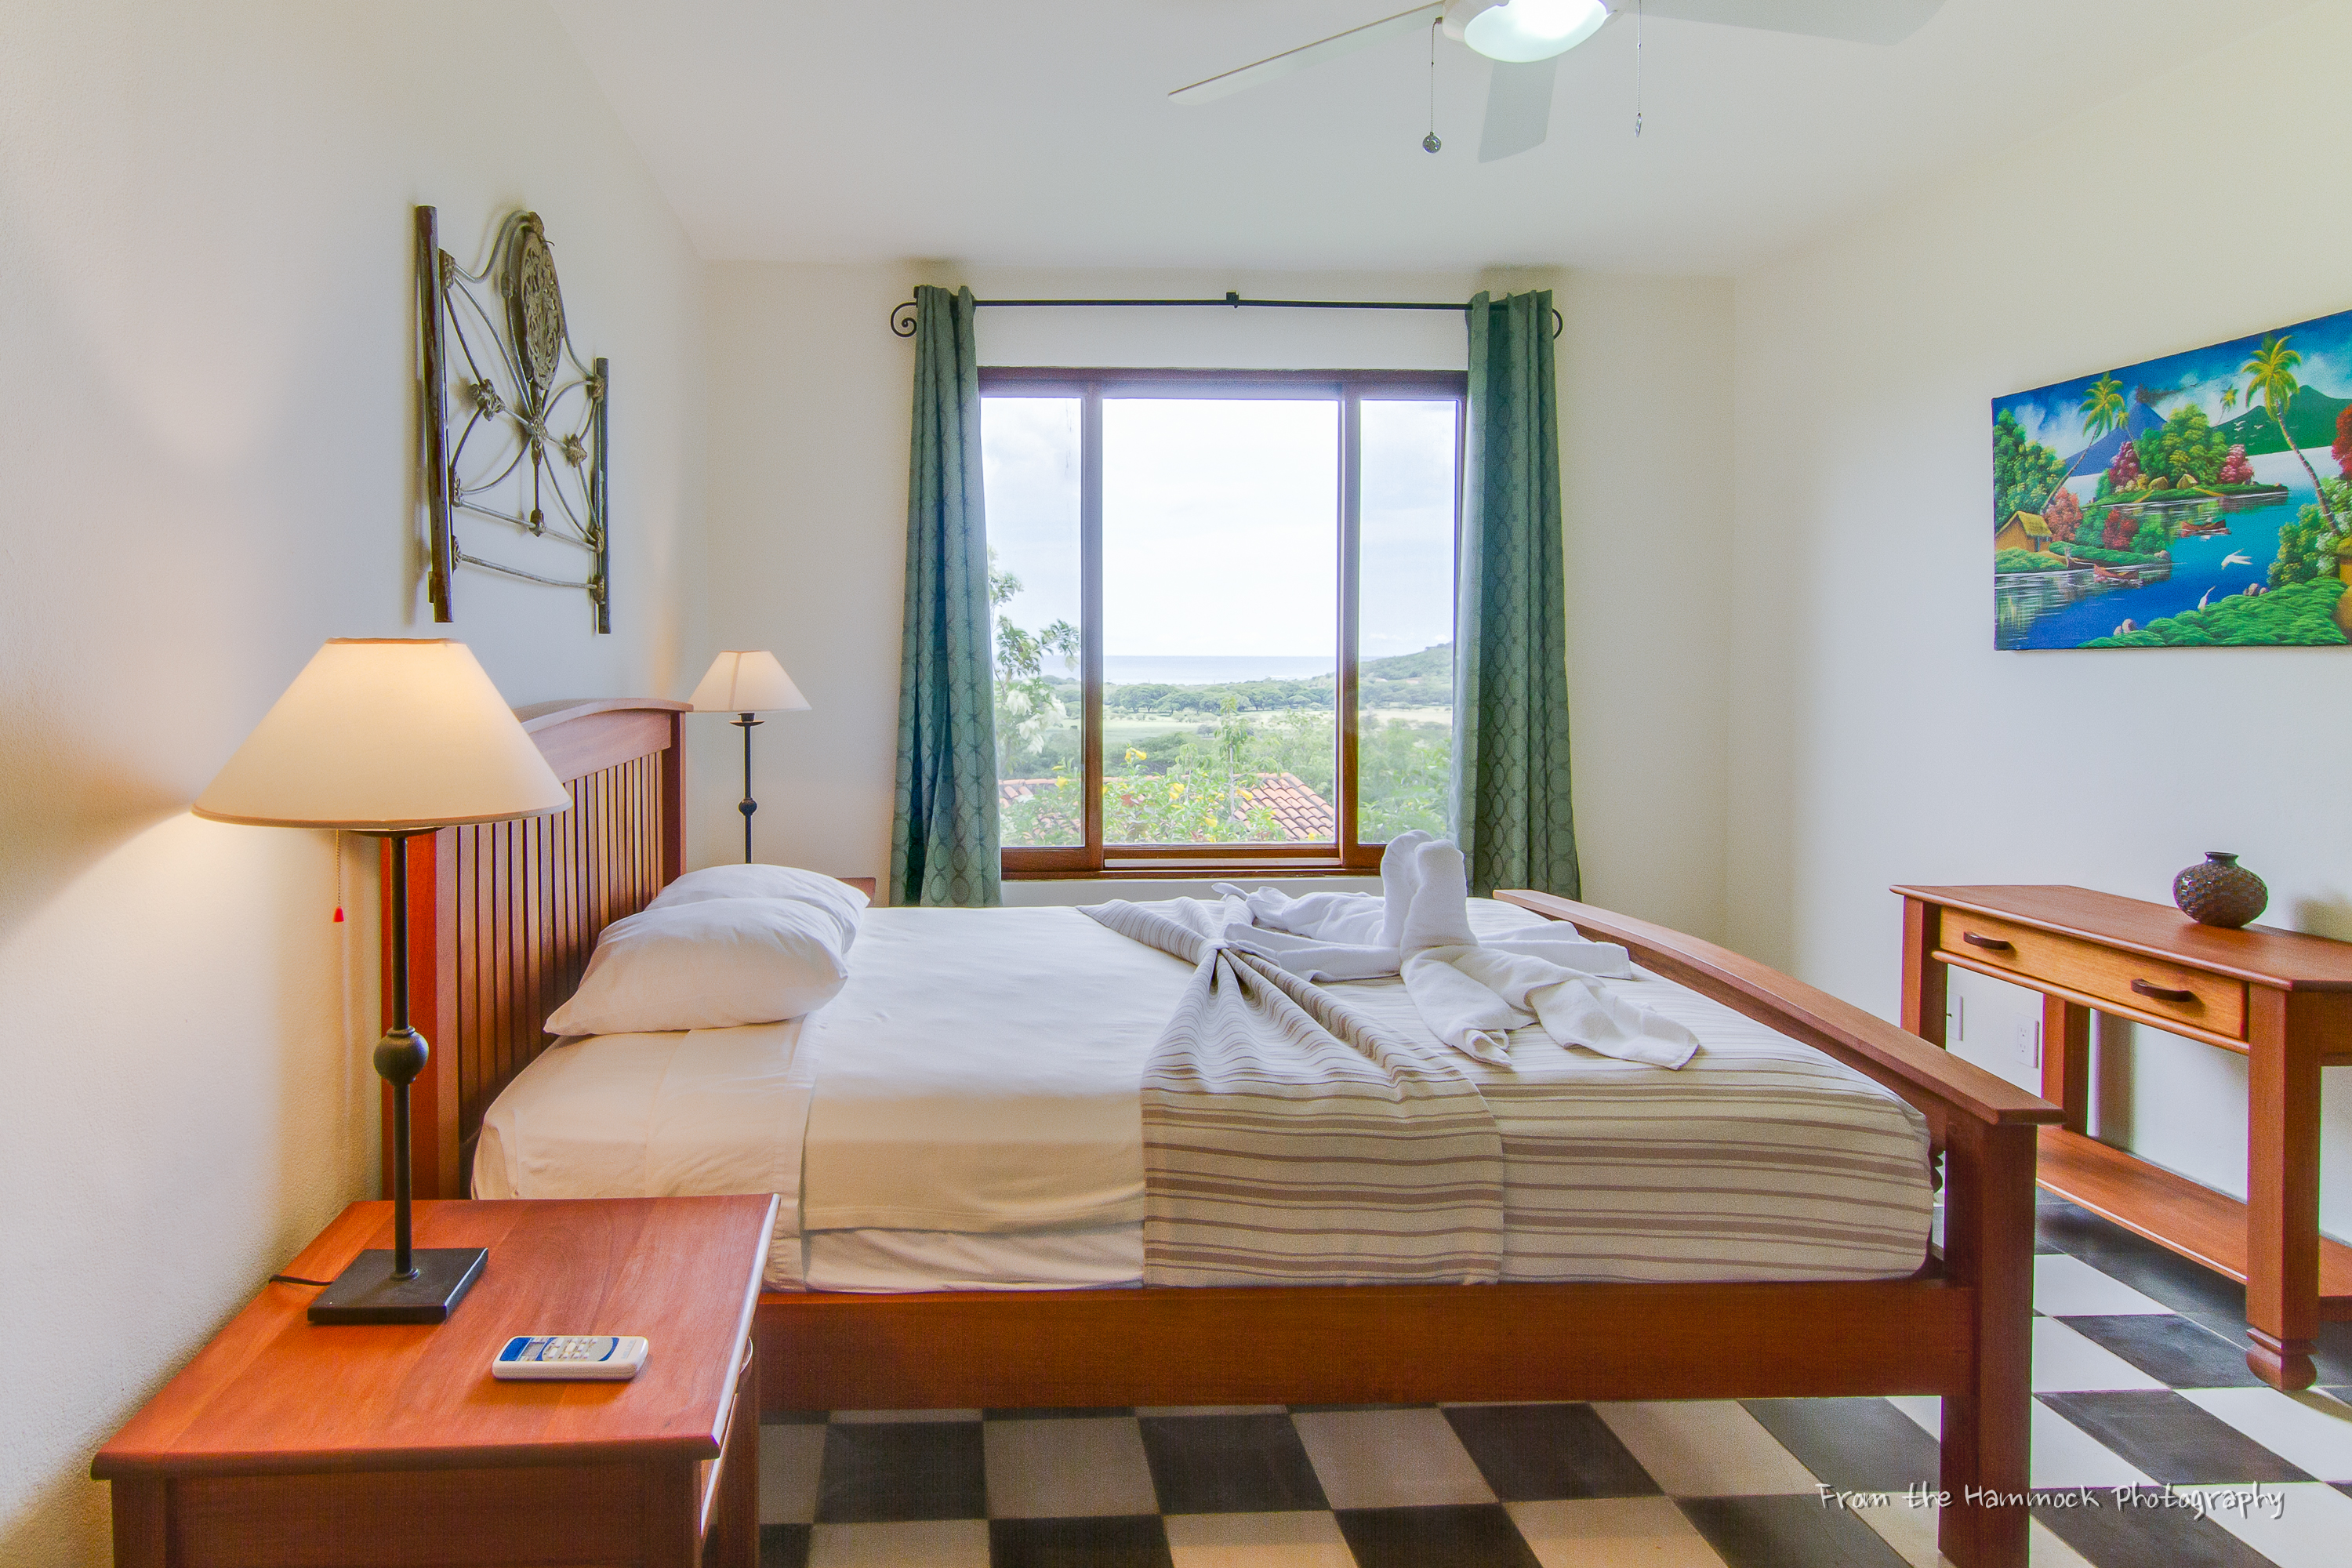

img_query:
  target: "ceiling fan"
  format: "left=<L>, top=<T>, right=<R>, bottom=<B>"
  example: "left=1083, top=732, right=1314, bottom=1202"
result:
left=1170, top=0, right=1944, bottom=163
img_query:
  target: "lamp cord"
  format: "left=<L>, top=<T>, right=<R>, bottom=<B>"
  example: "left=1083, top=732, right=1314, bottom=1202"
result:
left=269, top=1273, right=335, bottom=1287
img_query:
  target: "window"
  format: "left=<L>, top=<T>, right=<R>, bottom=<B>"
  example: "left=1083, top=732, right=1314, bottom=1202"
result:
left=982, top=368, right=1463, bottom=875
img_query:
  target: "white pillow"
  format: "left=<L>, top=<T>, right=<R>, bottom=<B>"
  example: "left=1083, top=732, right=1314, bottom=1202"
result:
left=546, top=898, right=848, bottom=1036
left=650, top=863, right=867, bottom=951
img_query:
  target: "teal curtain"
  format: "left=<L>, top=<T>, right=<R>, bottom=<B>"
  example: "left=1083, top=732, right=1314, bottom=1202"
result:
left=1452, top=290, right=1580, bottom=899
left=889, top=285, right=1001, bottom=907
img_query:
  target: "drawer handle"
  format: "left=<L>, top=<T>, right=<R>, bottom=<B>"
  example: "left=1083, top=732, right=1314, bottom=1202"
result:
left=1961, top=931, right=2015, bottom=953
left=2131, top=978, right=2197, bottom=1004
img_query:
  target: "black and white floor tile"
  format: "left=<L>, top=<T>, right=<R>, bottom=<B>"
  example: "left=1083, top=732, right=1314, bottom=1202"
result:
left=757, top=1199, right=2352, bottom=1567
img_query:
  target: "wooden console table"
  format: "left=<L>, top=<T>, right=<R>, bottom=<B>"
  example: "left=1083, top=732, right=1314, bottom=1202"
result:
left=1897, top=885, right=2352, bottom=1392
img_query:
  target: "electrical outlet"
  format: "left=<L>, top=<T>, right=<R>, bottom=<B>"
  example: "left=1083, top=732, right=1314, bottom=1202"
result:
left=2014, top=1018, right=2042, bottom=1069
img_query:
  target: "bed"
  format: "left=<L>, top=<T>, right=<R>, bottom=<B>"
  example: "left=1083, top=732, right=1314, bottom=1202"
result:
left=380, top=698, right=2056, bottom=1568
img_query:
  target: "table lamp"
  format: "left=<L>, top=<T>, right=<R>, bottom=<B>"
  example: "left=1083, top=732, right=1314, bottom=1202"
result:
left=194, top=639, right=568, bottom=1323
left=688, top=650, right=809, bottom=862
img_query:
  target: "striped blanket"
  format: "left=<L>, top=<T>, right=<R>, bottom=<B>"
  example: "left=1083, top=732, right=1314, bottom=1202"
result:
left=1085, top=896, right=1935, bottom=1290
left=1080, top=898, right=1505, bottom=1287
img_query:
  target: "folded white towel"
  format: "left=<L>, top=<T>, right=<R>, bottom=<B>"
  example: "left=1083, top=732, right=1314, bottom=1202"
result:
left=1440, top=945, right=1698, bottom=1070
left=1218, top=884, right=1387, bottom=946
left=1398, top=950, right=1526, bottom=1065
left=1221, top=923, right=1403, bottom=982
left=1210, top=840, right=1696, bottom=1071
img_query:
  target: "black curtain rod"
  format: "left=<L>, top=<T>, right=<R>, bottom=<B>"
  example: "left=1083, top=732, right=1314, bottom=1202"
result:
left=888, top=292, right=1563, bottom=339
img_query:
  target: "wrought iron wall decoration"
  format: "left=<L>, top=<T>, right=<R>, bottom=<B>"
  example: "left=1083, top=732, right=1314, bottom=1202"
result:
left=416, top=205, right=611, bottom=630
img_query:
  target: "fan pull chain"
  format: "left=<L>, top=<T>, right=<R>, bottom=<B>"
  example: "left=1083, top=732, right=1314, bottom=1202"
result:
left=1423, top=18, right=1442, bottom=154
left=333, top=830, right=345, bottom=923
left=1635, top=1, right=1645, bottom=138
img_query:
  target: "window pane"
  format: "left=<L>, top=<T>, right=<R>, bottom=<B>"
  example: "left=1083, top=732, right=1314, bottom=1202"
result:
left=982, top=397, right=1083, bottom=847
left=1102, top=398, right=1338, bottom=846
left=1356, top=399, right=1457, bottom=844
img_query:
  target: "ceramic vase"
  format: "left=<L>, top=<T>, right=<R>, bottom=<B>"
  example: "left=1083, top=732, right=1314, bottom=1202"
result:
left=2172, top=852, right=2267, bottom=929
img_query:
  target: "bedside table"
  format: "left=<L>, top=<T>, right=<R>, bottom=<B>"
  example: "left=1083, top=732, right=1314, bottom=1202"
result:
left=95, top=1196, right=775, bottom=1568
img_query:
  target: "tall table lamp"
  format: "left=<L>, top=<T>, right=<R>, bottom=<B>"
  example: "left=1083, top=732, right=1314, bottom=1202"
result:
left=193, top=638, right=568, bottom=1323
left=688, top=650, right=808, bottom=863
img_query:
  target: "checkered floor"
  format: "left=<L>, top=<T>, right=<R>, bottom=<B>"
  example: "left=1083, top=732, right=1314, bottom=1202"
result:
left=757, top=1197, right=2352, bottom=1567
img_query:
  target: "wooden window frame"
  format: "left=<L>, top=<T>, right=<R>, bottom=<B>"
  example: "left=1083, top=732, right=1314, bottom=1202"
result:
left=983, top=366, right=1466, bottom=880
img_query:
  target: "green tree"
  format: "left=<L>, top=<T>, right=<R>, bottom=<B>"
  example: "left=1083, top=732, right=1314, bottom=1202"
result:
left=2243, top=334, right=2338, bottom=528
left=1993, top=409, right=2067, bottom=526
left=989, top=554, right=1079, bottom=779
left=2145, top=405, right=2227, bottom=488
left=2079, top=374, right=2127, bottom=445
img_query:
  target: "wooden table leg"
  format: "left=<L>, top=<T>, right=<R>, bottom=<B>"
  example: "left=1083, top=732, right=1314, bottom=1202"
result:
left=2041, top=996, right=2090, bottom=1135
left=707, top=1347, right=761, bottom=1568
left=1903, top=898, right=1948, bottom=1045
left=107, top=1478, right=168, bottom=1568
left=2245, top=988, right=2320, bottom=1392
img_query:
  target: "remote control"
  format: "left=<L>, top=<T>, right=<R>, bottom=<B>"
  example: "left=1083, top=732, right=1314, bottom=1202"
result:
left=491, top=1334, right=648, bottom=1381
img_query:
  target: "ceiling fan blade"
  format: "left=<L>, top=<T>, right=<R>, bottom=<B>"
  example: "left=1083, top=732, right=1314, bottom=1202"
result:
left=1477, top=56, right=1557, bottom=162
left=1169, top=3, right=1443, bottom=104
left=1631, top=0, right=1942, bottom=45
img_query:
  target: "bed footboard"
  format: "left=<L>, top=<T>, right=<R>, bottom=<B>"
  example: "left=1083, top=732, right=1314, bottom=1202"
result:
left=1494, top=891, right=2057, bottom=1568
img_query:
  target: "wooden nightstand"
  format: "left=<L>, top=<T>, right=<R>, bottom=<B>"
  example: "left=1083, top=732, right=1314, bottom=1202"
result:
left=95, top=1196, right=775, bottom=1568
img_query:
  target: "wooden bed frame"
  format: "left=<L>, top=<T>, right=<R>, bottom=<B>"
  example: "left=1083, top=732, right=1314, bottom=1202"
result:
left=385, top=698, right=2057, bottom=1568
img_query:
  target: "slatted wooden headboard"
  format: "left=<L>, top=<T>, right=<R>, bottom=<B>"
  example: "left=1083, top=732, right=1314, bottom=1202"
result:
left=380, top=697, right=688, bottom=1201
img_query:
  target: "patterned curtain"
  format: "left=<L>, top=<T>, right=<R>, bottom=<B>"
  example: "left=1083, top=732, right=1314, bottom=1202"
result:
left=889, top=285, right=1002, bottom=907
left=1452, top=290, right=1581, bottom=899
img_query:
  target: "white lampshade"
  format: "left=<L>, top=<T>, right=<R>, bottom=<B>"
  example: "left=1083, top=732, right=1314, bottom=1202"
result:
left=1465, top=0, right=1610, bottom=63
left=192, top=639, right=571, bottom=830
left=688, top=650, right=810, bottom=714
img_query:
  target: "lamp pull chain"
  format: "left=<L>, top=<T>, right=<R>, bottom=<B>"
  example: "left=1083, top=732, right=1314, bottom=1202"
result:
left=1422, top=18, right=1442, bottom=154
left=332, top=829, right=345, bottom=923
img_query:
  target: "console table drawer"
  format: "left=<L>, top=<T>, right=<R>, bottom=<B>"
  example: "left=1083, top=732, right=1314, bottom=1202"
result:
left=1938, top=909, right=2247, bottom=1039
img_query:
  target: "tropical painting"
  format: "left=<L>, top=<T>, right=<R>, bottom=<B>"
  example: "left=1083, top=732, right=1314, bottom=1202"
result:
left=1991, top=306, right=2352, bottom=648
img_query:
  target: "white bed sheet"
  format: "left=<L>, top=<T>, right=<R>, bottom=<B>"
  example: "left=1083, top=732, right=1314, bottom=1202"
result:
left=474, top=1022, right=813, bottom=1287
left=795, top=906, right=1193, bottom=1232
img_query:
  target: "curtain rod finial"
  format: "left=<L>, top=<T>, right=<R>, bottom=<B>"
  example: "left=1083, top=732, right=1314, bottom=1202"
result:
left=890, top=300, right=919, bottom=338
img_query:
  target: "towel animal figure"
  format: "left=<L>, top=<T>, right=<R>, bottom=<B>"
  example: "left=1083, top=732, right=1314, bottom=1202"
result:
left=1214, top=833, right=1698, bottom=1070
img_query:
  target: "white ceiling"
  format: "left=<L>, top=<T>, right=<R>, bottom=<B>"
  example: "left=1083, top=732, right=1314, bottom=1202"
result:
left=550, top=0, right=2322, bottom=275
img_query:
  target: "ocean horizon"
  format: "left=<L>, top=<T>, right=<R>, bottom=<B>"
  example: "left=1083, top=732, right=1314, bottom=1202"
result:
left=1044, top=654, right=1338, bottom=685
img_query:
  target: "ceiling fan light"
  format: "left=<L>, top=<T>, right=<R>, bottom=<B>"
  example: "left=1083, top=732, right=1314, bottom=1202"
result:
left=1464, top=0, right=1610, bottom=63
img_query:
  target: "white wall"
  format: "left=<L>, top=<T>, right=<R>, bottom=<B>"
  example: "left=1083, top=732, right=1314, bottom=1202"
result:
left=1728, top=0, right=2352, bottom=1235
left=696, top=263, right=1733, bottom=933
left=0, top=5, right=706, bottom=1561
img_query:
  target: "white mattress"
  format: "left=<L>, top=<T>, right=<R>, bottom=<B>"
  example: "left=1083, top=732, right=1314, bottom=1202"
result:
left=477, top=901, right=1932, bottom=1292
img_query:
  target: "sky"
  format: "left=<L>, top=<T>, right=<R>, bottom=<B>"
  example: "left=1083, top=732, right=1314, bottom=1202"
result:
left=981, top=394, right=1457, bottom=671
left=1994, top=305, right=2352, bottom=462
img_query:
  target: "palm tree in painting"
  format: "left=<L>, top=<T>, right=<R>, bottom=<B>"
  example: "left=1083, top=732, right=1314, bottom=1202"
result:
left=2042, top=373, right=2127, bottom=504
left=2220, top=382, right=2238, bottom=415
left=2081, top=374, right=2127, bottom=443
left=2243, top=335, right=2336, bottom=526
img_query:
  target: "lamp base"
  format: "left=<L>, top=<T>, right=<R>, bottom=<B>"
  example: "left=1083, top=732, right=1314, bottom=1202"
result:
left=307, top=1247, right=487, bottom=1325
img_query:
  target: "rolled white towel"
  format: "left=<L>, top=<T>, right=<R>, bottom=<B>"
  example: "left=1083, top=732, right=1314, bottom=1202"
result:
left=1399, top=839, right=1479, bottom=953
left=1379, top=829, right=1434, bottom=949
